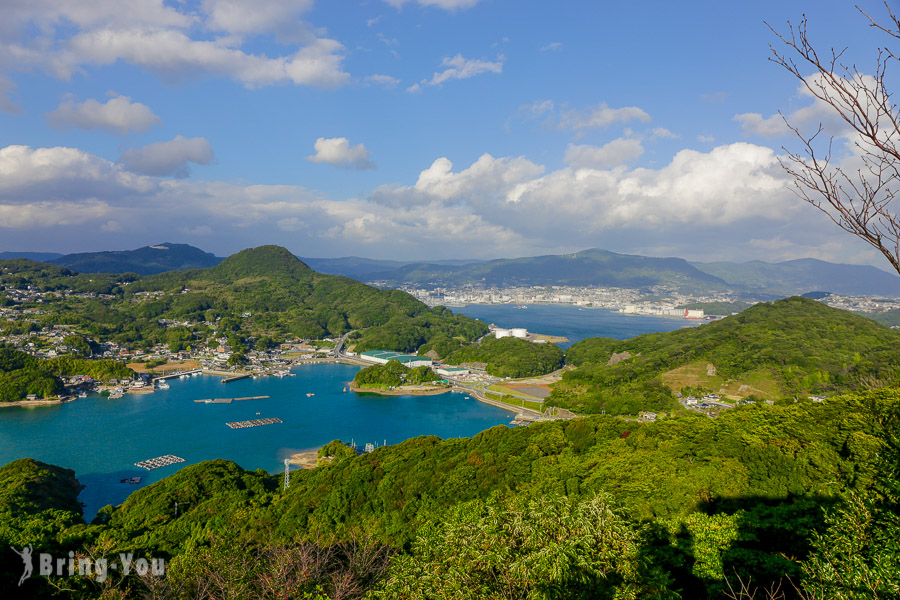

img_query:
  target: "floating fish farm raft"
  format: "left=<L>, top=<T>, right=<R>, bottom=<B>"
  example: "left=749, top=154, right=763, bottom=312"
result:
left=194, top=396, right=270, bottom=404
left=135, top=455, right=186, bottom=470
left=225, top=417, right=283, bottom=429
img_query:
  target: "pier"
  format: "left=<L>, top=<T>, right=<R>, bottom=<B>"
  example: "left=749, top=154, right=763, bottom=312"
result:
left=152, top=369, right=202, bottom=382
left=222, top=373, right=252, bottom=383
left=193, top=395, right=270, bottom=404
left=226, top=417, right=283, bottom=429
left=135, top=455, right=186, bottom=470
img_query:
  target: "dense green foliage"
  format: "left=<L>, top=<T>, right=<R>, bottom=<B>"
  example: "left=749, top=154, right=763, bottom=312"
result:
left=445, top=336, right=565, bottom=378
left=353, top=360, right=440, bottom=389
left=0, top=247, right=488, bottom=354
left=371, top=494, right=673, bottom=599
left=0, top=346, right=133, bottom=402
left=553, top=296, right=900, bottom=415
left=0, top=386, right=899, bottom=598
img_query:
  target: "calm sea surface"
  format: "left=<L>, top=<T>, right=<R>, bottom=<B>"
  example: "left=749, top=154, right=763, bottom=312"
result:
left=0, top=304, right=700, bottom=518
left=453, top=303, right=700, bottom=348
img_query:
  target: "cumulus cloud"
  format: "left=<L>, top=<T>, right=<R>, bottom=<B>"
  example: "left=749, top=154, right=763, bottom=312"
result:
left=0, top=141, right=874, bottom=266
left=735, top=73, right=866, bottom=139
left=307, top=137, right=376, bottom=170
left=117, top=136, right=215, bottom=177
left=424, top=54, right=503, bottom=86
left=1, top=1, right=349, bottom=90
left=62, top=29, right=349, bottom=88
left=559, top=103, right=651, bottom=130
left=202, top=0, right=315, bottom=35
left=47, top=94, right=161, bottom=135
left=383, top=0, right=482, bottom=10
left=564, top=139, right=644, bottom=169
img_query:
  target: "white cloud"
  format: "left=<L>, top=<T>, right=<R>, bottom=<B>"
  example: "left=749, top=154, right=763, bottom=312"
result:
left=735, top=73, right=865, bottom=139
left=425, top=54, right=503, bottom=86
left=1, top=1, right=349, bottom=90
left=697, top=135, right=715, bottom=143
left=117, top=136, right=215, bottom=177
left=540, top=42, right=562, bottom=52
left=62, top=29, right=349, bottom=89
left=47, top=94, right=161, bottom=135
left=733, top=113, right=789, bottom=138
left=651, top=127, right=678, bottom=140
left=564, top=139, right=644, bottom=169
left=307, top=137, right=376, bottom=170
left=201, top=0, right=315, bottom=35
left=0, top=76, right=21, bottom=114
left=559, top=103, right=651, bottom=130
left=2, top=141, right=876, bottom=266
left=383, top=0, right=482, bottom=10
left=365, top=74, right=400, bottom=87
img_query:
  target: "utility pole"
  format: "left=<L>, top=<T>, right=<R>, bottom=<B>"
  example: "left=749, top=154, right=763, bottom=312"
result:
left=283, top=458, right=290, bottom=490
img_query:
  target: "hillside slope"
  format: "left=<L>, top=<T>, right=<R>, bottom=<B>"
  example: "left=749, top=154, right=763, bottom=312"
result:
left=553, top=296, right=900, bottom=415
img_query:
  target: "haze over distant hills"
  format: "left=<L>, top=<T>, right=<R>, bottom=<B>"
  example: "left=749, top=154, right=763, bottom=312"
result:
left=3, top=243, right=900, bottom=297
left=49, top=243, right=222, bottom=275
left=367, top=248, right=731, bottom=292
left=692, top=258, right=900, bottom=297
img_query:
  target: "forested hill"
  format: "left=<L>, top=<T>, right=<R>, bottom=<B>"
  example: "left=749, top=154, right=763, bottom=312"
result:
left=2, top=387, right=898, bottom=597
left=0, top=246, right=488, bottom=354
left=551, top=296, right=900, bottom=415
left=50, top=243, right=222, bottom=275
left=368, top=247, right=732, bottom=291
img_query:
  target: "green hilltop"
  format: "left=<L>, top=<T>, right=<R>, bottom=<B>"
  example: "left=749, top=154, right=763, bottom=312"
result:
left=0, top=245, right=488, bottom=357
left=552, top=296, right=900, bottom=415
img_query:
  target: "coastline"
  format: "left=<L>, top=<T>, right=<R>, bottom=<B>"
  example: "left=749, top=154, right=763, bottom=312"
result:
left=0, top=396, right=76, bottom=408
left=348, top=382, right=453, bottom=396
left=287, top=448, right=321, bottom=469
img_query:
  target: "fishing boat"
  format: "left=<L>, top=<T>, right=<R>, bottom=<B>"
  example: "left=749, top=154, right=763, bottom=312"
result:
left=157, top=381, right=170, bottom=390
left=119, top=476, right=142, bottom=484
left=306, top=392, right=315, bottom=397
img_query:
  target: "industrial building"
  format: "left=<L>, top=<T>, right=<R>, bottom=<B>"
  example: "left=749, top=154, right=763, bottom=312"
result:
left=358, top=350, right=433, bottom=368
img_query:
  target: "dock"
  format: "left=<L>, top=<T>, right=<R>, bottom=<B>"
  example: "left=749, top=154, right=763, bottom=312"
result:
left=226, top=417, right=282, bottom=429
left=135, top=455, right=186, bottom=470
left=153, top=369, right=202, bottom=382
left=222, top=374, right=252, bottom=383
left=193, top=395, right=270, bottom=404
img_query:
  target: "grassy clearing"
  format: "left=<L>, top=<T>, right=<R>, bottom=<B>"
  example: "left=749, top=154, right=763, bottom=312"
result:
left=660, top=361, right=783, bottom=401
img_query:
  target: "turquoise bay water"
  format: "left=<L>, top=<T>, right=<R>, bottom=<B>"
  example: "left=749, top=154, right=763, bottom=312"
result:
left=454, top=303, right=700, bottom=348
left=0, top=364, right=515, bottom=518
left=0, top=304, right=700, bottom=518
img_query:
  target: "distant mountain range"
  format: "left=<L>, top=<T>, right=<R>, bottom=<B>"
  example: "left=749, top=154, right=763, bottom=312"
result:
left=366, top=248, right=731, bottom=292
left=2, top=243, right=899, bottom=297
left=692, top=258, right=900, bottom=297
left=48, top=243, right=222, bottom=275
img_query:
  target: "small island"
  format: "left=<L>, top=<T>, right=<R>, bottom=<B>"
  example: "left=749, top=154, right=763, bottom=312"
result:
left=350, top=359, right=449, bottom=395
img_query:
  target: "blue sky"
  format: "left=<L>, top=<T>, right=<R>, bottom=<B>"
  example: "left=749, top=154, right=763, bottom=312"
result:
left=0, top=0, right=894, bottom=268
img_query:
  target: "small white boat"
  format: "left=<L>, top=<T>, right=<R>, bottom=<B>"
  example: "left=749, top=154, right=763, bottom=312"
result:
left=306, top=392, right=315, bottom=397
left=157, top=382, right=170, bottom=390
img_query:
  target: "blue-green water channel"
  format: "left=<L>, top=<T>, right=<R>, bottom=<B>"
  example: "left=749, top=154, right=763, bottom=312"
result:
left=0, top=305, right=701, bottom=519
left=454, top=303, right=700, bottom=348
left=0, top=363, right=515, bottom=519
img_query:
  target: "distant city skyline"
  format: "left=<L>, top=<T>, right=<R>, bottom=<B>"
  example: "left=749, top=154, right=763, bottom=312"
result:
left=0, top=0, right=892, bottom=268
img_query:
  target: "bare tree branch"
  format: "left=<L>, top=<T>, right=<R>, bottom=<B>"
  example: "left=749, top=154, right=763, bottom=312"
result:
left=767, top=3, right=900, bottom=276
